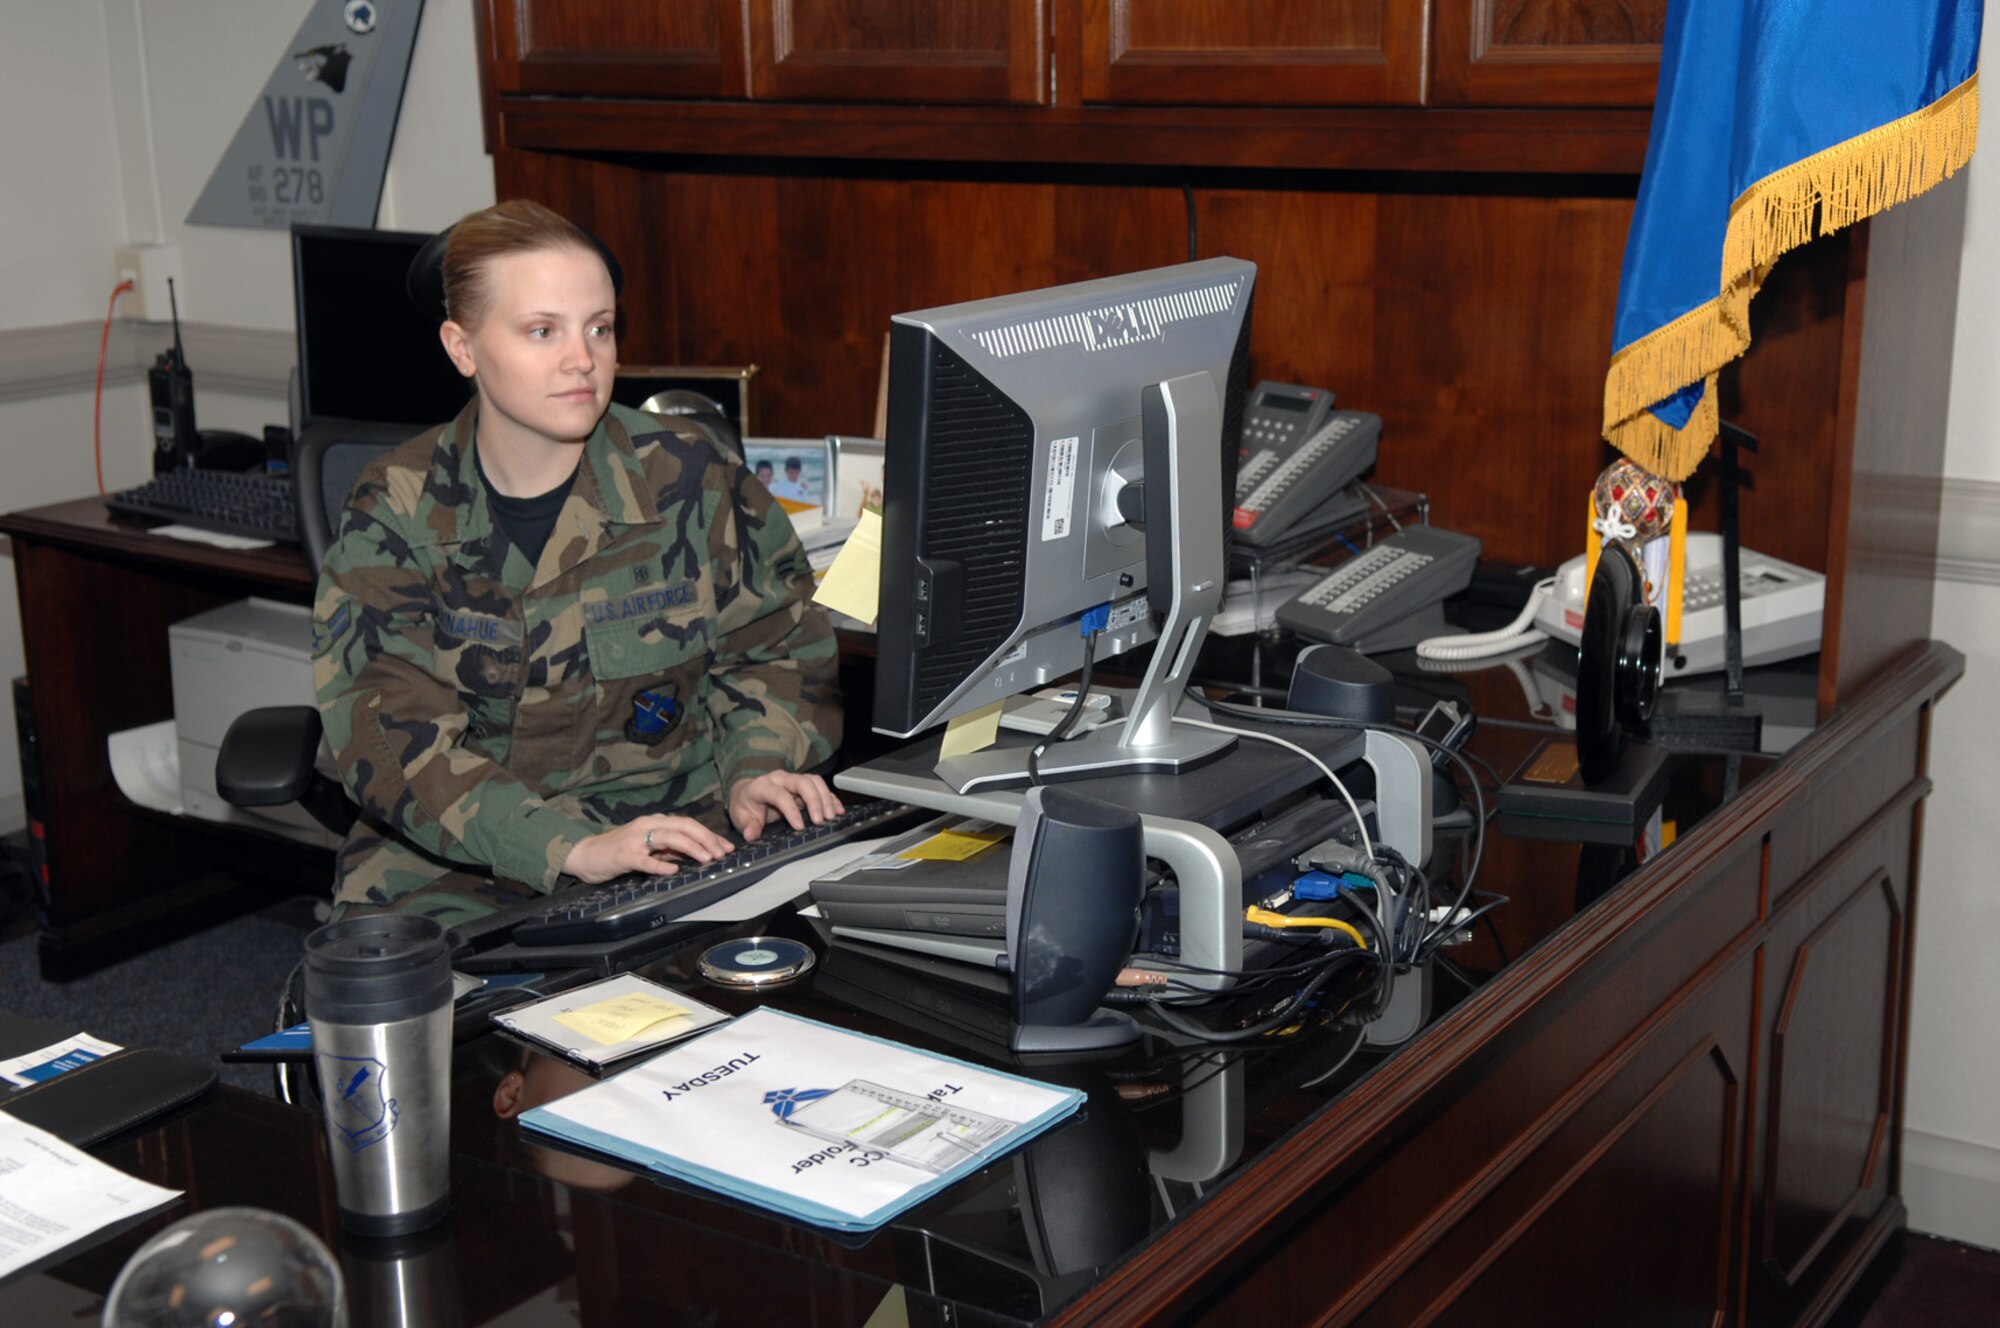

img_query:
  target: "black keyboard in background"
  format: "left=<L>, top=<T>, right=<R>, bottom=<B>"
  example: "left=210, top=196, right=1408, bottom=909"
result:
left=449, top=798, right=935, bottom=971
left=107, top=468, right=300, bottom=543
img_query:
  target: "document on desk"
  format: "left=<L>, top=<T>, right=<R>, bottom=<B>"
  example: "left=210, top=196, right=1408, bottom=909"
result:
left=520, top=1006, right=1083, bottom=1231
left=0, top=1110, right=182, bottom=1278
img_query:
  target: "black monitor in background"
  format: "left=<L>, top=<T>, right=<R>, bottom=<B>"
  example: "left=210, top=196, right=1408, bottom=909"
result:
left=291, top=224, right=472, bottom=434
left=874, top=258, right=1256, bottom=792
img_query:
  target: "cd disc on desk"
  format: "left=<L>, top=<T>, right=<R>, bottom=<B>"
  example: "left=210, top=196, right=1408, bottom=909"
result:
left=699, top=936, right=815, bottom=988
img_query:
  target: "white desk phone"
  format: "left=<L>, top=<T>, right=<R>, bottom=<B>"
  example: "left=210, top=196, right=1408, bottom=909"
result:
left=1418, top=532, right=1824, bottom=675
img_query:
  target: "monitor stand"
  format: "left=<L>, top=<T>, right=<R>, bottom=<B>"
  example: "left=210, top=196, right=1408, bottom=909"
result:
left=937, top=370, right=1234, bottom=794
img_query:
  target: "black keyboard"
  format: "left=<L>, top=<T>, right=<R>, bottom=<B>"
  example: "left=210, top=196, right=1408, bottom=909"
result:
left=451, top=799, right=933, bottom=963
left=107, top=468, right=299, bottom=543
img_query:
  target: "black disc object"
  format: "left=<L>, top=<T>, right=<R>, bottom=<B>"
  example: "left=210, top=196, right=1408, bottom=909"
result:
left=698, top=936, right=816, bottom=988
left=1575, top=539, right=1663, bottom=784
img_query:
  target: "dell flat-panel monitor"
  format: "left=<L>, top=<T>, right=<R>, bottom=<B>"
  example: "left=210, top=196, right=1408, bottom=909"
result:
left=875, top=258, right=1255, bottom=789
left=292, top=224, right=473, bottom=433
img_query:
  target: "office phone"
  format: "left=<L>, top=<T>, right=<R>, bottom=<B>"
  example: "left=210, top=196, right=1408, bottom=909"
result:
left=1533, top=533, right=1824, bottom=675
left=1241, top=379, right=1335, bottom=448
left=1275, top=525, right=1483, bottom=653
left=1234, top=404, right=1381, bottom=548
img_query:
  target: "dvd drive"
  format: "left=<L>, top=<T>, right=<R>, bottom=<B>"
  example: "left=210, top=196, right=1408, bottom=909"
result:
left=808, top=816, right=1014, bottom=937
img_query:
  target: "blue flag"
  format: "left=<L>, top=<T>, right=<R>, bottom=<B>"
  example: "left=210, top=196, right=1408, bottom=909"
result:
left=1604, top=1, right=1980, bottom=480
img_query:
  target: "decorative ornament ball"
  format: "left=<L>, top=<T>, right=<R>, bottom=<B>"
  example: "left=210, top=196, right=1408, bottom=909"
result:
left=103, top=1207, right=346, bottom=1327
left=1592, top=458, right=1678, bottom=542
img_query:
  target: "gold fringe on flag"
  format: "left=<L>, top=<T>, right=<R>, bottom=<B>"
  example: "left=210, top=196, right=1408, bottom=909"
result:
left=1604, top=72, right=1979, bottom=481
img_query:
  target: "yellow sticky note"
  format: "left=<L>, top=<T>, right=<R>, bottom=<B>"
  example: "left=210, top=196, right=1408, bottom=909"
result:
left=940, top=699, right=1003, bottom=759
left=812, top=507, right=882, bottom=624
left=899, top=826, right=1009, bottom=862
left=551, top=992, right=692, bottom=1047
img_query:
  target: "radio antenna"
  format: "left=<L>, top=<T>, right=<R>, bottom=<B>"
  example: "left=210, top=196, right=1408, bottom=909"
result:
left=168, top=278, right=187, bottom=367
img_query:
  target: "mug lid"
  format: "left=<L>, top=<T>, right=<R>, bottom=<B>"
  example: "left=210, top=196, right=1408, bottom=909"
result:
left=305, top=914, right=447, bottom=980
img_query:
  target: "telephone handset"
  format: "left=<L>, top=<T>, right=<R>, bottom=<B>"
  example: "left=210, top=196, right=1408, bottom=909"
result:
left=1233, top=408, right=1382, bottom=548
left=1415, top=532, right=1825, bottom=673
left=1535, top=533, right=1823, bottom=675
left=1275, top=525, right=1482, bottom=653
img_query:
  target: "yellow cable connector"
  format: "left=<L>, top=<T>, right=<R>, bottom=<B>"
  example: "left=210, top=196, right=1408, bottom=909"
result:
left=1244, top=905, right=1367, bottom=950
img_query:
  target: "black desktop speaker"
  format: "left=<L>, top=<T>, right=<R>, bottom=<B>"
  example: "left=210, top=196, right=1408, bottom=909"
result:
left=1003, top=787, right=1146, bottom=1054
left=1287, top=643, right=1394, bottom=723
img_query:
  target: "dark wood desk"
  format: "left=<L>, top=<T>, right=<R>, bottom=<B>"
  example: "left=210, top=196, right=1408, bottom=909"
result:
left=0, top=636, right=1959, bottom=1326
left=1, top=499, right=326, bottom=979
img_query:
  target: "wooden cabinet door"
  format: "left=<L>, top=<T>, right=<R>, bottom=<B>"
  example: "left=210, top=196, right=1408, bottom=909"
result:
left=484, top=0, right=748, bottom=99
left=1431, top=0, right=1665, bottom=106
left=1075, top=1, right=1424, bottom=106
left=746, top=1, right=1047, bottom=104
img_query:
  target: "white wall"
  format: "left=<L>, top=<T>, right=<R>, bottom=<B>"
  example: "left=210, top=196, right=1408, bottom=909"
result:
left=1905, top=6, right=2000, bottom=1252
left=0, top=4, right=130, bottom=330
left=0, top=0, right=493, bottom=828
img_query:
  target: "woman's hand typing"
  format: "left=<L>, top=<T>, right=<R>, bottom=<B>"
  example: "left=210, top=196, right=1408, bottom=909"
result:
left=728, top=770, right=844, bottom=842
left=561, top=815, right=734, bottom=884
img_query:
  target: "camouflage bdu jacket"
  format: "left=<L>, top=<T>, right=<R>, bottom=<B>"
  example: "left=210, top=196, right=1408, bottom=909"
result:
left=312, top=400, right=842, bottom=918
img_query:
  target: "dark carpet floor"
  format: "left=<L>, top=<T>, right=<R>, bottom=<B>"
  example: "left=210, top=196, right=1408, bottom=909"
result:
left=1828, top=1230, right=2000, bottom=1328
left=0, top=910, right=312, bottom=1096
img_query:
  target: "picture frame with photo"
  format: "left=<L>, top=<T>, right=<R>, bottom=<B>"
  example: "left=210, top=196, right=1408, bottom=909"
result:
left=743, top=438, right=830, bottom=512
left=826, top=435, right=885, bottom=521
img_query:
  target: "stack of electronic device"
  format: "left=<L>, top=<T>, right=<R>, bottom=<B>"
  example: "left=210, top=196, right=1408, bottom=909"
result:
left=1227, top=381, right=1486, bottom=653
left=809, top=792, right=1374, bottom=974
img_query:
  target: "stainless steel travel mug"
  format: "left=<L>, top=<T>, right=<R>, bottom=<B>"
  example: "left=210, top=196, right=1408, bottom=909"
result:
left=305, top=914, right=454, bottom=1236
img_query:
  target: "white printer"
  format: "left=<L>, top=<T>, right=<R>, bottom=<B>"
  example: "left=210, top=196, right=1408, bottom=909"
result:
left=168, top=597, right=340, bottom=849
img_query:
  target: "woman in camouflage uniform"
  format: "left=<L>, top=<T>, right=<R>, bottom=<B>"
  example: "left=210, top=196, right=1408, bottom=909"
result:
left=311, top=199, right=844, bottom=923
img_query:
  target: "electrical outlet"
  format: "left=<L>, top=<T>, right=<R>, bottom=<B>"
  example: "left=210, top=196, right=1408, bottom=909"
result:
left=114, top=244, right=184, bottom=322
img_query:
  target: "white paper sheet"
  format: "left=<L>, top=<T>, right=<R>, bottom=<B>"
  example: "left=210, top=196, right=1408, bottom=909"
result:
left=0, top=1034, right=123, bottom=1089
left=107, top=720, right=183, bottom=815
left=0, top=1110, right=182, bottom=1279
left=152, top=523, right=274, bottom=550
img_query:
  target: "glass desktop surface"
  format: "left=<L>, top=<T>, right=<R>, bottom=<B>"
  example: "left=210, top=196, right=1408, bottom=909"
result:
left=440, top=637, right=1805, bottom=1327
left=6, top=639, right=1814, bottom=1328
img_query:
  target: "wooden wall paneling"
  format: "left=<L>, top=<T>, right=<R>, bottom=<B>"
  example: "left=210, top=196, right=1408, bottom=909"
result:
left=746, top=0, right=1047, bottom=104
left=1193, top=186, right=1382, bottom=400
left=497, top=97, right=1656, bottom=175
left=1697, top=230, right=1851, bottom=580
left=1076, top=0, right=1425, bottom=106
left=492, top=149, right=1866, bottom=579
left=484, top=0, right=749, bottom=99
left=1365, top=191, right=1635, bottom=567
left=1825, top=175, right=1966, bottom=706
left=1431, top=0, right=1666, bottom=106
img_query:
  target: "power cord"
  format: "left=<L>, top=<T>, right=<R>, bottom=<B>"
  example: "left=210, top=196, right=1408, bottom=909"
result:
left=1027, top=604, right=1112, bottom=785
left=1195, top=690, right=1490, bottom=917
left=1170, top=713, right=1378, bottom=864
left=95, top=279, right=134, bottom=496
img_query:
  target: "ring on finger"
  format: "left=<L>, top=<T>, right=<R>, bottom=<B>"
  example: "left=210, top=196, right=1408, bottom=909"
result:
left=644, top=829, right=655, bottom=852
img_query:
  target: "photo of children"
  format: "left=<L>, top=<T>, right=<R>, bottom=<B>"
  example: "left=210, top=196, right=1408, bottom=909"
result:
left=743, top=440, right=828, bottom=512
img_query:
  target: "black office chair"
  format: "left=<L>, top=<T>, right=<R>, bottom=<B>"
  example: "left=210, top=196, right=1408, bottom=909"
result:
left=213, top=419, right=412, bottom=836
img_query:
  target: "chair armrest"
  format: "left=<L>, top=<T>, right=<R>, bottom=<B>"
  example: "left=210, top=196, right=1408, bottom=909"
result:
left=216, top=705, right=324, bottom=807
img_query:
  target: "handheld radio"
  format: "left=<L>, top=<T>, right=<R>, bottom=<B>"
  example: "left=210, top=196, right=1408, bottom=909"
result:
left=149, top=279, right=197, bottom=473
